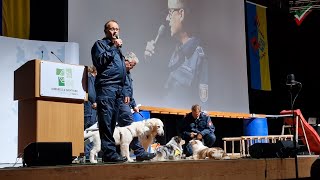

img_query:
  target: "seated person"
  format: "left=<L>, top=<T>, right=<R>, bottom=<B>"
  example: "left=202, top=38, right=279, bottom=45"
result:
left=179, top=104, right=216, bottom=157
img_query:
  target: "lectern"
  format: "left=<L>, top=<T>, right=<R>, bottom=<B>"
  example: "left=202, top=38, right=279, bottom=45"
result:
left=14, top=59, right=87, bottom=157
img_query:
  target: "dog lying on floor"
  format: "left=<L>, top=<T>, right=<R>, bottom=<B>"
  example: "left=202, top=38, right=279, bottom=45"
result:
left=85, top=118, right=164, bottom=163
left=189, top=139, right=230, bottom=160
left=152, top=136, right=185, bottom=161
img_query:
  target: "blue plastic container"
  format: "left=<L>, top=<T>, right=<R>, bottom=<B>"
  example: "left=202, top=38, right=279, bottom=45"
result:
left=133, top=111, right=150, bottom=122
left=243, top=118, right=268, bottom=143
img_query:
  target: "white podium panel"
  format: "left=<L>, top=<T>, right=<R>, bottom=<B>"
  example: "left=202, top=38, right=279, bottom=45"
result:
left=40, top=60, right=86, bottom=100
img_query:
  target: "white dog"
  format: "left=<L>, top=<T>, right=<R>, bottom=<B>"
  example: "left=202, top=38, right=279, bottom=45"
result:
left=113, top=118, right=164, bottom=162
left=85, top=118, right=164, bottom=163
left=189, top=139, right=230, bottom=160
left=139, top=118, right=165, bottom=151
left=84, top=129, right=101, bottom=163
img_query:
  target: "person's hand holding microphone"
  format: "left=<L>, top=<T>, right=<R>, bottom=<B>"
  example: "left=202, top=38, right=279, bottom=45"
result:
left=114, top=32, right=122, bottom=48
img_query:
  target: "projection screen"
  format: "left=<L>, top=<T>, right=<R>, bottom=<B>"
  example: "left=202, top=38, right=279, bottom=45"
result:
left=68, top=0, right=249, bottom=113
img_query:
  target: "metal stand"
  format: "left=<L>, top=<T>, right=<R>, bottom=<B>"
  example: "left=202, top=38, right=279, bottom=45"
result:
left=285, top=73, right=303, bottom=179
left=289, top=86, right=299, bottom=179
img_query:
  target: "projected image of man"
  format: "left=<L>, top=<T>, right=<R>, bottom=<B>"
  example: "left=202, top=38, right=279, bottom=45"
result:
left=145, top=0, right=209, bottom=108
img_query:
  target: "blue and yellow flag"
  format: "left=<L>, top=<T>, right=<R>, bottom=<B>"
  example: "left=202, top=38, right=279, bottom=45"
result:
left=1, top=0, right=30, bottom=39
left=246, top=1, right=271, bottom=91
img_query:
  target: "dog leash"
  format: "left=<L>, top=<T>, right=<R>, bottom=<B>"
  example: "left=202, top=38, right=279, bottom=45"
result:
left=137, top=111, right=145, bottom=119
left=130, top=104, right=146, bottom=119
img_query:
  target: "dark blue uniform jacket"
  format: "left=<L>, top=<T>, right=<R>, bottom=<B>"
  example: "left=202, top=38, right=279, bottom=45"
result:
left=181, top=112, right=215, bottom=141
left=91, top=38, right=128, bottom=99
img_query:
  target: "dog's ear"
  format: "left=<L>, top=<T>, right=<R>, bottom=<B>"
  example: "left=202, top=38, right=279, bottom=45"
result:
left=192, top=139, right=201, bottom=145
left=174, top=136, right=180, bottom=143
left=145, top=121, right=153, bottom=128
left=149, top=122, right=155, bottom=131
left=143, top=126, right=150, bottom=132
left=190, top=140, right=196, bottom=145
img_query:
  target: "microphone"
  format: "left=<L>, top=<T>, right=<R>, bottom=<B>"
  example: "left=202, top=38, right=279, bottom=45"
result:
left=144, top=24, right=165, bottom=58
left=114, top=33, right=122, bottom=48
left=50, top=51, right=63, bottom=63
left=114, top=33, right=124, bottom=58
left=154, top=24, right=165, bottom=44
left=286, top=74, right=300, bottom=86
left=41, top=51, right=44, bottom=60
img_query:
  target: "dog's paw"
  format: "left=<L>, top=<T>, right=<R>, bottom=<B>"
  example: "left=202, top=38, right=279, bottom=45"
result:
left=89, top=151, right=98, bottom=163
left=127, top=158, right=134, bottom=162
left=90, top=159, right=98, bottom=163
left=89, top=156, right=97, bottom=163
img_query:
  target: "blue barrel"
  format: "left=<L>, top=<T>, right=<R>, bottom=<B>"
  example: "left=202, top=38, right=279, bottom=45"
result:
left=243, top=118, right=268, bottom=143
left=133, top=111, right=150, bottom=122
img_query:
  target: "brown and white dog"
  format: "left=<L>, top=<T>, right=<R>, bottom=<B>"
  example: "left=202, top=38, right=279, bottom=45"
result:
left=86, top=118, right=164, bottom=163
left=189, top=139, right=230, bottom=160
left=152, top=136, right=185, bottom=161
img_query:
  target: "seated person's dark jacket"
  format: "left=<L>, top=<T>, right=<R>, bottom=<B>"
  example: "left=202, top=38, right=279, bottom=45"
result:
left=180, top=111, right=215, bottom=142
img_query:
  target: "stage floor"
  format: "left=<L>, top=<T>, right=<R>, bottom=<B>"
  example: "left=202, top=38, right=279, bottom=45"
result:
left=0, top=155, right=318, bottom=180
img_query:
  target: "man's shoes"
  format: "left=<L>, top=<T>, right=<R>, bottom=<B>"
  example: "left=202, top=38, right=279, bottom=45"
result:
left=136, top=153, right=156, bottom=162
left=103, top=156, right=127, bottom=163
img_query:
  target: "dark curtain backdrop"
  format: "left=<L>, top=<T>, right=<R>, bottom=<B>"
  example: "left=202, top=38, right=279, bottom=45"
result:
left=248, top=0, right=320, bottom=120
left=29, top=0, right=68, bottom=42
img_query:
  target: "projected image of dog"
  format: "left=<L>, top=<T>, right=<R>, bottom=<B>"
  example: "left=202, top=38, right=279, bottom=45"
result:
left=153, top=136, right=185, bottom=161
left=189, top=139, right=230, bottom=160
left=86, top=118, right=164, bottom=163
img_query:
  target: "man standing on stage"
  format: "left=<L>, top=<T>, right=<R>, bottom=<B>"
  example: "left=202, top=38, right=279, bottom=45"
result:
left=91, top=19, right=129, bottom=163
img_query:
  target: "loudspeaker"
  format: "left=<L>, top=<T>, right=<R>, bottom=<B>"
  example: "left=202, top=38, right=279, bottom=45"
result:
left=249, top=141, right=299, bottom=159
left=23, top=142, right=73, bottom=166
left=277, top=141, right=300, bottom=158
left=249, top=143, right=280, bottom=158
